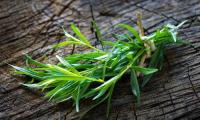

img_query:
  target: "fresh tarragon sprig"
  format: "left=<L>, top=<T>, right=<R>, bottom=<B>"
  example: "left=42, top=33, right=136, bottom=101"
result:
left=11, top=18, right=188, bottom=118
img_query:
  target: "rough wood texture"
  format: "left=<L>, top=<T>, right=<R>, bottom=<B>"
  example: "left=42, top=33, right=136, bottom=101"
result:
left=0, top=0, right=200, bottom=119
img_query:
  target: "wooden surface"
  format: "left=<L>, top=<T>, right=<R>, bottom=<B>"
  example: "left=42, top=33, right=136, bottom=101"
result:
left=0, top=0, right=200, bottom=119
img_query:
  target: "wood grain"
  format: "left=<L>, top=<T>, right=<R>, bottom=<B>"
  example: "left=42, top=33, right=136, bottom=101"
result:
left=0, top=0, right=200, bottom=119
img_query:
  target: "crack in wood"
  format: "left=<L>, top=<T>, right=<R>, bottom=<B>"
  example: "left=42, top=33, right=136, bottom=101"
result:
left=135, top=4, right=180, bottom=23
left=0, top=0, right=200, bottom=119
left=187, top=65, right=200, bottom=101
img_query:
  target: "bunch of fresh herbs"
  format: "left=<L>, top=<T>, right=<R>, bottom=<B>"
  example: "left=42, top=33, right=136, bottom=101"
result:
left=11, top=15, right=187, bottom=118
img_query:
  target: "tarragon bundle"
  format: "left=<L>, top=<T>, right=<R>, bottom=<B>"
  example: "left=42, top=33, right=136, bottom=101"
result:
left=11, top=17, right=187, bottom=118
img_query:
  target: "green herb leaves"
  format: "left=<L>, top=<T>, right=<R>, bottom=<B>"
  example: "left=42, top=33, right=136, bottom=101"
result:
left=11, top=20, right=187, bottom=119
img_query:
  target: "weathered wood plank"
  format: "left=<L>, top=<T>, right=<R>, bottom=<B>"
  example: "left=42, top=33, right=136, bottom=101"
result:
left=0, top=0, right=200, bottom=120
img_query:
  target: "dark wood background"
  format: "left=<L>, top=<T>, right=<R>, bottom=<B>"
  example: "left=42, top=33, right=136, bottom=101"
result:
left=0, top=0, right=200, bottom=119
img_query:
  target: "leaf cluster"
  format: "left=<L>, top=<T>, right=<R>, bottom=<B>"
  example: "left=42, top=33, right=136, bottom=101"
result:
left=11, top=21, right=187, bottom=118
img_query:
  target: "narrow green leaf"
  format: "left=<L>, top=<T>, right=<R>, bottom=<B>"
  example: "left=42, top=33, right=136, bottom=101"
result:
left=101, top=40, right=116, bottom=47
left=56, top=55, right=79, bottom=74
left=71, top=23, right=90, bottom=45
left=62, top=26, right=81, bottom=43
left=177, top=20, right=187, bottom=28
left=72, top=64, right=95, bottom=70
left=53, top=41, right=80, bottom=48
left=47, top=64, right=78, bottom=76
left=176, top=38, right=191, bottom=45
left=46, top=81, right=78, bottom=101
left=64, top=51, right=104, bottom=64
left=117, top=24, right=142, bottom=43
left=130, top=68, right=140, bottom=104
left=142, top=44, right=164, bottom=87
left=132, top=66, right=158, bottom=75
left=170, top=31, right=177, bottom=42
left=106, top=84, right=115, bottom=118
left=93, top=89, right=107, bottom=100
left=22, top=83, right=43, bottom=89
left=10, top=65, right=43, bottom=79
left=76, top=86, right=81, bottom=112
left=25, top=55, right=47, bottom=67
